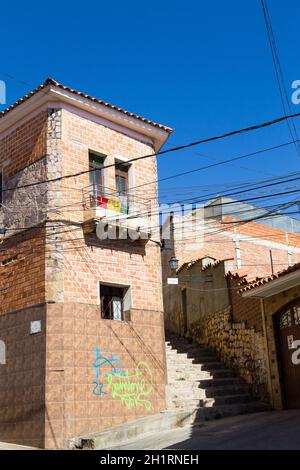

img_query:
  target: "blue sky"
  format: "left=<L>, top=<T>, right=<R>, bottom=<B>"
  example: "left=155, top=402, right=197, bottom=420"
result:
left=1, top=0, right=300, bottom=207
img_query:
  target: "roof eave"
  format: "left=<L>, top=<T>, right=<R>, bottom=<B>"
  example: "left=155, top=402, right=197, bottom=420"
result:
left=0, top=83, right=172, bottom=151
left=242, top=270, right=300, bottom=299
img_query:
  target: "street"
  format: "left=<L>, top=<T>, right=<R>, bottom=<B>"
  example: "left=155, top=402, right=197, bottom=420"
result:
left=110, top=410, right=300, bottom=450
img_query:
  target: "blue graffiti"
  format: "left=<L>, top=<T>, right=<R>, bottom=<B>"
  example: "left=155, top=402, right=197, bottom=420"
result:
left=92, top=348, right=126, bottom=396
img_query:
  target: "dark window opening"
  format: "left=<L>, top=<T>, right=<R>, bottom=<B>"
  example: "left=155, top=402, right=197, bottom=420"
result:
left=89, top=153, right=105, bottom=198
left=100, top=284, right=124, bottom=320
left=115, top=162, right=129, bottom=214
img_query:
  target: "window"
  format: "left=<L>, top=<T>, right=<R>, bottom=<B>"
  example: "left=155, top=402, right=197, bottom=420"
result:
left=115, top=163, right=129, bottom=194
left=100, top=284, right=125, bottom=320
left=115, top=162, right=129, bottom=214
left=89, top=153, right=105, bottom=197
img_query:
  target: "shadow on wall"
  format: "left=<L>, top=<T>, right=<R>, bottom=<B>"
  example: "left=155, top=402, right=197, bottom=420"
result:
left=0, top=305, right=47, bottom=448
left=1, top=109, right=50, bottom=231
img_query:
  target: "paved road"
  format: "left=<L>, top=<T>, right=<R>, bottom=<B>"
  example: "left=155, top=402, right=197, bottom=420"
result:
left=110, top=410, right=300, bottom=450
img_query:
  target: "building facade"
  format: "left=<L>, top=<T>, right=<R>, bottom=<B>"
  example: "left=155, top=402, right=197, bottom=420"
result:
left=162, top=200, right=300, bottom=334
left=0, top=78, right=172, bottom=448
left=164, top=258, right=268, bottom=401
left=241, top=265, right=300, bottom=410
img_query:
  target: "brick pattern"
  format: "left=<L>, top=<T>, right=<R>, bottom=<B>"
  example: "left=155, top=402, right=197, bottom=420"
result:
left=0, top=101, right=166, bottom=449
left=0, top=111, right=47, bottom=178
left=59, top=109, right=158, bottom=225
left=0, top=227, right=45, bottom=313
left=228, top=276, right=262, bottom=332
left=45, top=303, right=166, bottom=449
left=163, top=216, right=300, bottom=282
left=0, top=304, right=46, bottom=448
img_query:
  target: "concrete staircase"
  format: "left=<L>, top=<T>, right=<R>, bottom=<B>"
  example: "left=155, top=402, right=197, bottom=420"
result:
left=166, top=332, right=271, bottom=420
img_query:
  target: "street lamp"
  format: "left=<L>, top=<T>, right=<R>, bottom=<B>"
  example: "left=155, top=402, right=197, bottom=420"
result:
left=169, top=256, right=179, bottom=272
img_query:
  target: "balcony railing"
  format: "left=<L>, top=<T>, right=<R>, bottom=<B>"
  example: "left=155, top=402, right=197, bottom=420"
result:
left=82, top=187, right=152, bottom=219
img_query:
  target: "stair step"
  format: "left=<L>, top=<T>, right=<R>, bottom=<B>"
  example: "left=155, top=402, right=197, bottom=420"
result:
left=166, top=383, right=249, bottom=401
left=167, top=357, right=219, bottom=365
left=200, top=362, right=227, bottom=371
left=172, top=394, right=252, bottom=409
left=203, top=394, right=252, bottom=406
left=204, top=384, right=249, bottom=397
left=169, top=369, right=237, bottom=381
left=193, top=401, right=272, bottom=421
left=168, top=362, right=229, bottom=371
left=205, top=369, right=237, bottom=378
left=198, top=377, right=244, bottom=387
left=165, top=332, right=271, bottom=424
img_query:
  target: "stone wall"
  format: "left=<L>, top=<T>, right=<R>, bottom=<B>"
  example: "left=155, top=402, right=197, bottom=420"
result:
left=190, top=306, right=269, bottom=401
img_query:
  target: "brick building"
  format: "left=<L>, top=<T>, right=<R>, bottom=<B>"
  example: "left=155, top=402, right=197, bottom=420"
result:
left=161, top=200, right=300, bottom=405
left=241, top=264, right=300, bottom=410
left=0, top=78, right=172, bottom=448
left=162, top=198, right=300, bottom=334
left=168, top=258, right=267, bottom=400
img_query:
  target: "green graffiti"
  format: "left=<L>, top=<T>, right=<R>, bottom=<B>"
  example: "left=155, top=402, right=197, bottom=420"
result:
left=107, top=361, right=156, bottom=411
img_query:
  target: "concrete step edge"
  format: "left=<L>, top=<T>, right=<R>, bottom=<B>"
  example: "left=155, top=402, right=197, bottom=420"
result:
left=68, top=409, right=198, bottom=450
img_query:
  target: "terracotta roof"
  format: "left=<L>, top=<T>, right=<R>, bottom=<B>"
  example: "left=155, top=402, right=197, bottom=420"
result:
left=177, top=256, right=215, bottom=273
left=0, top=78, right=173, bottom=133
left=177, top=257, right=234, bottom=274
left=238, top=262, right=300, bottom=294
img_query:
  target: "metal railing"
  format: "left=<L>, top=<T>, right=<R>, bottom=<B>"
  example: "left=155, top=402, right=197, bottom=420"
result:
left=82, top=186, right=151, bottom=218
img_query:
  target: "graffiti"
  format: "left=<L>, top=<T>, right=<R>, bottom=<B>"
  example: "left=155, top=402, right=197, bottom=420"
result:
left=92, top=349, right=155, bottom=411
left=92, top=348, right=125, bottom=396
left=107, top=361, right=155, bottom=411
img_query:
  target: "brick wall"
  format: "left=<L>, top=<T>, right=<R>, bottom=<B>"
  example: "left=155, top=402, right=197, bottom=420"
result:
left=0, top=226, right=45, bottom=313
left=0, top=99, right=166, bottom=448
left=0, top=304, right=46, bottom=448
left=45, top=303, right=166, bottom=449
left=162, top=215, right=300, bottom=282
left=0, top=110, right=47, bottom=177
left=228, top=274, right=262, bottom=332
left=59, top=108, right=158, bottom=226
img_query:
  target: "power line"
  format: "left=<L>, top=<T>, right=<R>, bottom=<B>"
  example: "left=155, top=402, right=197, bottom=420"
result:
left=2, top=112, right=300, bottom=193
left=261, top=0, right=300, bottom=158
left=134, top=139, right=300, bottom=193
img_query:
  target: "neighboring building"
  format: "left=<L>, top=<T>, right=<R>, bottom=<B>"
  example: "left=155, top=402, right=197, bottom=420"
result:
left=241, top=264, right=300, bottom=410
left=164, top=257, right=268, bottom=401
left=0, top=78, right=172, bottom=448
left=162, top=198, right=300, bottom=334
left=164, top=254, right=300, bottom=409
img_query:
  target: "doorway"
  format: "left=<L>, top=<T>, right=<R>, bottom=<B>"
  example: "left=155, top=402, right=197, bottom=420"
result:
left=276, top=300, right=300, bottom=409
left=181, top=288, right=188, bottom=335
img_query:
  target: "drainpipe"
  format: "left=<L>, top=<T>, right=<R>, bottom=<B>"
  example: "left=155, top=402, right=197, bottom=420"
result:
left=260, top=298, right=274, bottom=407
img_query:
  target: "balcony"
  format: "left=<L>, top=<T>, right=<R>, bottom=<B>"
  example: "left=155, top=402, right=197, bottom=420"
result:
left=82, top=187, right=152, bottom=240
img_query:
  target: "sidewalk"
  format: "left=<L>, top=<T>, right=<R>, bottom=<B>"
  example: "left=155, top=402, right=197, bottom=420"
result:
left=0, top=442, right=37, bottom=450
